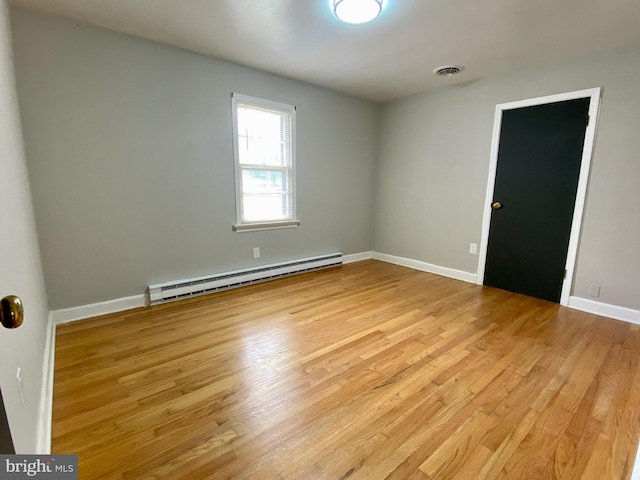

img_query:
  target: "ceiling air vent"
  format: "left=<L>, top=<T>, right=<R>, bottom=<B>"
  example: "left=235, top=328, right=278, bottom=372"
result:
left=433, top=65, right=465, bottom=77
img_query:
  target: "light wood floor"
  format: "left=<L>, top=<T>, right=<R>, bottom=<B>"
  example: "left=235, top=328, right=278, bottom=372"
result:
left=52, top=260, right=640, bottom=479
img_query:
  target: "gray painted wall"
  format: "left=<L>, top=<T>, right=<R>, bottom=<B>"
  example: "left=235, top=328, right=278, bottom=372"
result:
left=374, top=45, right=640, bottom=311
left=9, top=8, right=640, bottom=314
left=11, top=9, right=379, bottom=310
left=0, top=0, right=49, bottom=453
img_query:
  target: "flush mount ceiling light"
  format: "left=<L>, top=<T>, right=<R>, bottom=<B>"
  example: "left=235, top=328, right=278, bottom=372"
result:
left=333, top=0, right=383, bottom=24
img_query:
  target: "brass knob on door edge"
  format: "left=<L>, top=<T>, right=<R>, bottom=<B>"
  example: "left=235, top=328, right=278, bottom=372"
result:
left=492, top=202, right=502, bottom=210
left=1, top=295, right=24, bottom=329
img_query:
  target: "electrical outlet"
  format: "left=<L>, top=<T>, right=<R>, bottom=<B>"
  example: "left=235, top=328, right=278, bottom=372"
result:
left=469, top=243, right=478, bottom=255
left=253, top=247, right=260, bottom=259
left=588, top=284, right=601, bottom=298
left=16, top=368, right=25, bottom=407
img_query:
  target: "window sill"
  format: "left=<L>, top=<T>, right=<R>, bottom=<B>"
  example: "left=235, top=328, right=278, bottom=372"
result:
left=233, top=220, right=301, bottom=233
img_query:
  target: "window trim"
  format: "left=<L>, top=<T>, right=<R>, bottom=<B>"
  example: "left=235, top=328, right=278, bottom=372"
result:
left=231, top=93, right=299, bottom=232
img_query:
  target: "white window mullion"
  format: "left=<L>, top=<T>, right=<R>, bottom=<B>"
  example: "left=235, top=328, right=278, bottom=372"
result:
left=239, top=163, right=290, bottom=172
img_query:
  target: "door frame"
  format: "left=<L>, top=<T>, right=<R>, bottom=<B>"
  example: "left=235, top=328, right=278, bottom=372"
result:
left=476, top=87, right=602, bottom=306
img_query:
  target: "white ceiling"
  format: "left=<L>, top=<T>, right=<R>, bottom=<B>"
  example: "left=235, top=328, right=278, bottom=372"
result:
left=8, top=0, right=640, bottom=102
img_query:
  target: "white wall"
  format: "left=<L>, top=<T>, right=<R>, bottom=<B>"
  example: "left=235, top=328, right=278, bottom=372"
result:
left=10, top=9, right=380, bottom=310
left=0, top=0, right=49, bottom=453
left=374, top=45, right=640, bottom=311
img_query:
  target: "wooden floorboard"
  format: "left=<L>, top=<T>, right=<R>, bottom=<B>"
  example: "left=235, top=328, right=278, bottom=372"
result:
left=52, top=260, right=640, bottom=479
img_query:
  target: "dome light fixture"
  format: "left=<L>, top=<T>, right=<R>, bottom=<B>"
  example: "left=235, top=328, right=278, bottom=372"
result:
left=333, top=0, right=383, bottom=24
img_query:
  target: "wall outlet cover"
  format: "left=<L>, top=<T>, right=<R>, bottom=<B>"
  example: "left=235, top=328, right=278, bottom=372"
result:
left=588, top=284, right=601, bottom=298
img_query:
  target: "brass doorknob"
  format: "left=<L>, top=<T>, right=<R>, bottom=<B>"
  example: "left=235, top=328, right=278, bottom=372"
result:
left=492, top=202, right=502, bottom=210
left=1, top=295, right=24, bottom=329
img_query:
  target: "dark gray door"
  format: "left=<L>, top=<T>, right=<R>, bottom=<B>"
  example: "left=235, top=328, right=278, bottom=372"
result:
left=0, top=388, right=15, bottom=453
left=484, top=98, right=590, bottom=302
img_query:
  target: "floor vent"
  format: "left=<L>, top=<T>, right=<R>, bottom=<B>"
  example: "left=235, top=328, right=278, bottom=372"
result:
left=148, top=253, right=343, bottom=305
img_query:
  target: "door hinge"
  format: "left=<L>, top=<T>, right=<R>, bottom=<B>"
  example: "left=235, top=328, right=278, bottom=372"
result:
left=586, top=115, right=590, bottom=126
left=564, top=269, right=567, bottom=279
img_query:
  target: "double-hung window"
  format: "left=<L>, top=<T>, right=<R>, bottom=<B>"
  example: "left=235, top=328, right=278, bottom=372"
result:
left=231, top=93, right=298, bottom=232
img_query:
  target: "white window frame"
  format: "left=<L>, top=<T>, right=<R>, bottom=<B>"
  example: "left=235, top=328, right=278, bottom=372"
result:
left=231, top=93, right=299, bottom=232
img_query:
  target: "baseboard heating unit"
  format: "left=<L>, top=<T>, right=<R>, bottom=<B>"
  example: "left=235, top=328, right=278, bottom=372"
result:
left=148, top=252, right=343, bottom=305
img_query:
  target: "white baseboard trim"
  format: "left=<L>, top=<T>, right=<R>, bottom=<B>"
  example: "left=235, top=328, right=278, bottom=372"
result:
left=633, top=443, right=640, bottom=480
left=632, top=442, right=640, bottom=480
left=35, top=313, right=55, bottom=454
left=568, top=296, right=640, bottom=325
left=343, top=251, right=374, bottom=264
left=50, top=294, right=147, bottom=325
left=372, top=252, right=477, bottom=284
